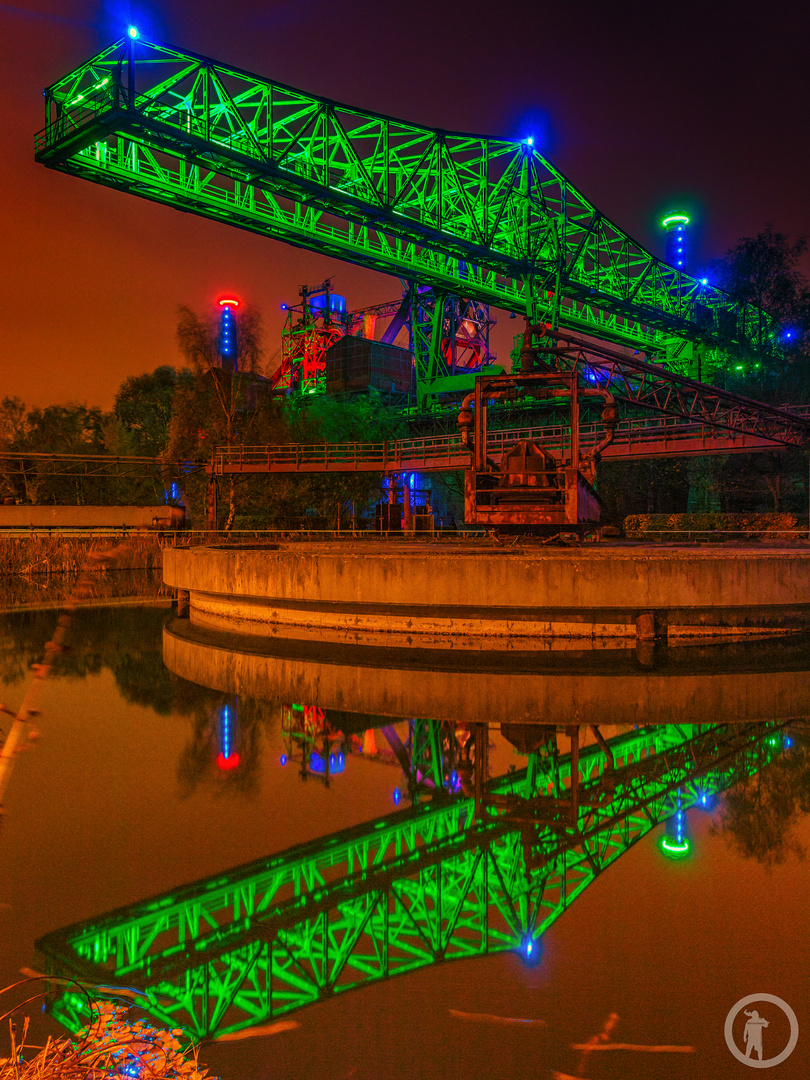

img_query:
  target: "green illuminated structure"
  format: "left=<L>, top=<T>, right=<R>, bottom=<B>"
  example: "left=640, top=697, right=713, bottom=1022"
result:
left=38, top=721, right=785, bottom=1040
left=35, top=36, right=775, bottom=394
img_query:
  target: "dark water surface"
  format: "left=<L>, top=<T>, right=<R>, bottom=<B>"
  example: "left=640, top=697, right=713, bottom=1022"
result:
left=1, top=589, right=809, bottom=1080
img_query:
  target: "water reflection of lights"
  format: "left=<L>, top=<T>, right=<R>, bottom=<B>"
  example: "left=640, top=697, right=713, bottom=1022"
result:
left=309, top=750, right=346, bottom=775
left=216, top=702, right=240, bottom=771
left=659, top=836, right=692, bottom=859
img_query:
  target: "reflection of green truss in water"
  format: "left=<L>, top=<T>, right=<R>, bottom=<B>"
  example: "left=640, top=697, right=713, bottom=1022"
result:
left=39, top=722, right=786, bottom=1040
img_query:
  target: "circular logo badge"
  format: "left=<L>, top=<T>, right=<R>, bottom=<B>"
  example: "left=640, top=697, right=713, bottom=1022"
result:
left=724, top=994, right=798, bottom=1068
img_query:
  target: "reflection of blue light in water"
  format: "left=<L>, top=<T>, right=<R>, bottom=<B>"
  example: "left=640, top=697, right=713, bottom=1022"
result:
left=216, top=704, right=240, bottom=769
left=450, top=770, right=458, bottom=787
left=310, top=751, right=346, bottom=774
left=221, top=705, right=231, bottom=758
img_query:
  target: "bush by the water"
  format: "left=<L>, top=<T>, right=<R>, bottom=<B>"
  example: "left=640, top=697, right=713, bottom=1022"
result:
left=624, top=512, right=801, bottom=539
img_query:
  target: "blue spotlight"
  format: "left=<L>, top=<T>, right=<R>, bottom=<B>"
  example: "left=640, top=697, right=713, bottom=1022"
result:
left=128, top=25, right=139, bottom=38
left=519, top=934, right=542, bottom=966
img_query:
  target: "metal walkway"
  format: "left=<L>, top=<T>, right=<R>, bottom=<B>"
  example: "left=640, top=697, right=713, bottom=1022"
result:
left=212, top=404, right=810, bottom=476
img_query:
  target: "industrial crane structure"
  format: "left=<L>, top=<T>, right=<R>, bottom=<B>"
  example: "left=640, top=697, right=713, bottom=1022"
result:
left=36, top=33, right=778, bottom=394
left=34, top=33, right=803, bottom=528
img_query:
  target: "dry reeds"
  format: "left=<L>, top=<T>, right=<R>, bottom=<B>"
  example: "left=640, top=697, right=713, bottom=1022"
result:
left=0, top=537, right=163, bottom=578
left=0, top=999, right=212, bottom=1080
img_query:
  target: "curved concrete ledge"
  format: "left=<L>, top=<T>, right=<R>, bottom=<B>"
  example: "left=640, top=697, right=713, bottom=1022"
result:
left=163, top=542, right=810, bottom=643
left=163, top=618, right=810, bottom=727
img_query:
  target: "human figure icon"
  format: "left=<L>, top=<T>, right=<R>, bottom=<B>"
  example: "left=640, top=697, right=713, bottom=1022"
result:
left=743, top=1009, right=769, bottom=1060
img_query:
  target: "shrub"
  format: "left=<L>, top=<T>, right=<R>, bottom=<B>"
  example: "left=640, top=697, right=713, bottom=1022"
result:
left=623, top=512, right=800, bottom=540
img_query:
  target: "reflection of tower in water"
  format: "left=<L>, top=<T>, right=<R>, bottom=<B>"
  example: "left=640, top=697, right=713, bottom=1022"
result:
left=660, top=787, right=692, bottom=858
left=216, top=700, right=240, bottom=771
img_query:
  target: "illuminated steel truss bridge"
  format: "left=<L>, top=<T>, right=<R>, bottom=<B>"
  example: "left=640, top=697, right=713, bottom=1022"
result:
left=35, top=34, right=779, bottom=401
left=38, top=721, right=787, bottom=1040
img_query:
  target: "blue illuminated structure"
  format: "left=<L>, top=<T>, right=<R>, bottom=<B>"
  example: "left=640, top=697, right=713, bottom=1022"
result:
left=662, top=213, right=691, bottom=272
left=218, top=296, right=240, bottom=372
left=308, top=292, right=347, bottom=317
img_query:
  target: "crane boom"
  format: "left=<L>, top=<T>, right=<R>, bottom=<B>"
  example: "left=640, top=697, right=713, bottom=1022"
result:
left=36, top=36, right=775, bottom=362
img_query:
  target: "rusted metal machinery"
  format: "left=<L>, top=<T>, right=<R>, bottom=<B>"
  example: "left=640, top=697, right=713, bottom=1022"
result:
left=457, top=322, right=618, bottom=532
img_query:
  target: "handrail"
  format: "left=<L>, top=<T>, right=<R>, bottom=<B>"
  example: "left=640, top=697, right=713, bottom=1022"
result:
left=212, top=405, right=810, bottom=472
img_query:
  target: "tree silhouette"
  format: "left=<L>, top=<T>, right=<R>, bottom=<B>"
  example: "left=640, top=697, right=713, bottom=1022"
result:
left=714, top=723, right=810, bottom=868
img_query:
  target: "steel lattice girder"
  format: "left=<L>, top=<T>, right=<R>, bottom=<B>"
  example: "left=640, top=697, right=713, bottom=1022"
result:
left=554, top=333, right=810, bottom=446
left=35, top=38, right=775, bottom=356
left=38, top=722, right=786, bottom=1039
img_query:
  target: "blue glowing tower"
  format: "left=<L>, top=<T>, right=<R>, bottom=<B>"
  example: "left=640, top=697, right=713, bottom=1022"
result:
left=218, top=296, right=240, bottom=372
left=662, top=213, right=691, bottom=272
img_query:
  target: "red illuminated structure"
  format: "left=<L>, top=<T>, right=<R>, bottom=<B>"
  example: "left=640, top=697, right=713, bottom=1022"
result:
left=270, top=280, right=495, bottom=403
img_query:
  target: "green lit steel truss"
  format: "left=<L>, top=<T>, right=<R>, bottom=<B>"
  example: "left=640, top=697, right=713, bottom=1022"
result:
left=35, top=37, right=774, bottom=360
left=38, top=721, right=785, bottom=1040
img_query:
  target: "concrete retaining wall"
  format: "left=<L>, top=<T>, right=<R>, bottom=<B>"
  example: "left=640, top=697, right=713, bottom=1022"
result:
left=163, top=542, right=810, bottom=642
